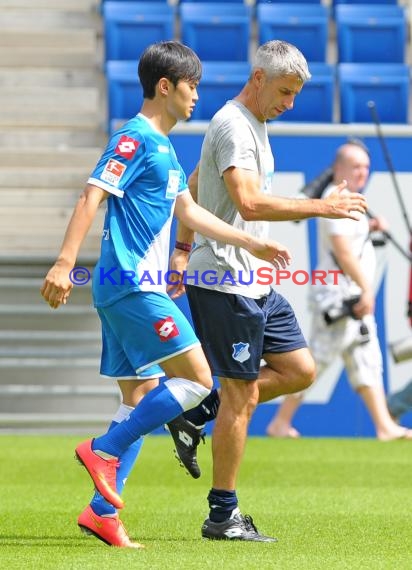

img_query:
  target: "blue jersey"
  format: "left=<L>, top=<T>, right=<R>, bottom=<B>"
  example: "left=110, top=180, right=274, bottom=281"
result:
left=88, top=114, right=188, bottom=307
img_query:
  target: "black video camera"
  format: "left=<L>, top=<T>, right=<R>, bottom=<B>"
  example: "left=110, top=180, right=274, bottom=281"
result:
left=323, top=295, right=370, bottom=344
left=323, top=295, right=361, bottom=325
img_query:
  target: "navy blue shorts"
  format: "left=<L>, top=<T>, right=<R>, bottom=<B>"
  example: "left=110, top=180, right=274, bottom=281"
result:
left=186, top=286, right=307, bottom=380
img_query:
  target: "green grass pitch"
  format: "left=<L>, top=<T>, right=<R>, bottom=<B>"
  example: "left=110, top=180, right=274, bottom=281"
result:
left=1, top=434, right=411, bottom=569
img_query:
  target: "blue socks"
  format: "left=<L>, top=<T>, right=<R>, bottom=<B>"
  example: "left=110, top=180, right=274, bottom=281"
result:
left=207, top=488, right=238, bottom=522
left=92, top=382, right=184, bottom=457
left=90, top=417, right=144, bottom=517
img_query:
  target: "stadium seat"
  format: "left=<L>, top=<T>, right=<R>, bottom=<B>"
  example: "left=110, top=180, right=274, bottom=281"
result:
left=256, top=0, right=322, bottom=3
left=190, top=61, right=251, bottom=121
left=257, top=3, right=329, bottom=63
left=180, top=3, right=251, bottom=62
left=103, top=2, right=175, bottom=61
left=101, top=0, right=168, bottom=2
left=106, top=60, right=143, bottom=132
left=181, top=0, right=245, bottom=3
left=336, top=5, right=407, bottom=63
left=333, top=0, right=398, bottom=5
left=276, top=63, right=335, bottom=123
left=338, top=63, right=410, bottom=123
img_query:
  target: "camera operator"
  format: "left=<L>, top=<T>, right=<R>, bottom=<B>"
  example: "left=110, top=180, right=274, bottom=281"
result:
left=267, top=141, right=412, bottom=440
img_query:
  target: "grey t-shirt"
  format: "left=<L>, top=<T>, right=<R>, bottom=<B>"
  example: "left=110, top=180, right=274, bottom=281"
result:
left=188, top=100, right=274, bottom=298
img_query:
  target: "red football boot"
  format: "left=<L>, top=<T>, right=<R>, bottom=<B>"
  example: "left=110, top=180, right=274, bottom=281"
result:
left=75, top=439, right=124, bottom=509
left=78, top=505, right=144, bottom=548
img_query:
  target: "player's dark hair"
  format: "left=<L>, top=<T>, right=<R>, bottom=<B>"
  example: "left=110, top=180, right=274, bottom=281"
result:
left=138, top=41, right=202, bottom=99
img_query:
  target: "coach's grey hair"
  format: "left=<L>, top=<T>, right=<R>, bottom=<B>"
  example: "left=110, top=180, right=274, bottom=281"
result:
left=252, top=40, right=311, bottom=83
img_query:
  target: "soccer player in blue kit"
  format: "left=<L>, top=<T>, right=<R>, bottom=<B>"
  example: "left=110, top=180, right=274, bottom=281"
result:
left=40, top=41, right=292, bottom=548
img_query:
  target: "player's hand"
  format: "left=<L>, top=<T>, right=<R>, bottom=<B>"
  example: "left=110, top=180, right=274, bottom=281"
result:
left=247, top=239, right=292, bottom=269
left=167, top=249, right=190, bottom=299
left=324, top=180, right=368, bottom=220
left=40, top=262, right=74, bottom=309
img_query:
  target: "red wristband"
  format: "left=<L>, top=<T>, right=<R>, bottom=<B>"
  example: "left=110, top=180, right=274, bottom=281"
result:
left=175, top=241, right=192, bottom=252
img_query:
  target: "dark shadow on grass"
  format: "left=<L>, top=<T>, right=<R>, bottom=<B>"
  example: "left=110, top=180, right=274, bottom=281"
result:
left=0, top=536, right=104, bottom=547
left=0, top=535, right=201, bottom=546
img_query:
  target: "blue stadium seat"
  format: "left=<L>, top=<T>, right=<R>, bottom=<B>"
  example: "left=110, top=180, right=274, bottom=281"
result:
left=181, top=0, right=245, bottom=2
left=338, top=63, right=410, bottom=123
left=101, top=0, right=168, bottom=2
left=103, top=2, right=175, bottom=61
left=336, top=5, right=407, bottom=63
left=257, top=3, right=329, bottom=63
left=276, top=63, right=335, bottom=123
left=256, top=0, right=322, bottom=3
left=333, top=0, right=398, bottom=5
left=191, top=61, right=251, bottom=120
left=106, top=60, right=143, bottom=132
left=180, top=3, right=251, bottom=62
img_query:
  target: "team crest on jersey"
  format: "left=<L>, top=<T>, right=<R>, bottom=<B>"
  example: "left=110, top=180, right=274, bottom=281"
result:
left=115, top=135, right=140, bottom=159
left=232, top=342, right=250, bottom=363
left=166, top=170, right=180, bottom=199
left=154, top=316, right=180, bottom=342
left=101, top=158, right=126, bottom=187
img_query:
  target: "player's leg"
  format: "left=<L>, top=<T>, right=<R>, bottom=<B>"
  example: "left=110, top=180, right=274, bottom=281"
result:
left=78, top=313, right=162, bottom=547
left=259, top=290, right=314, bottom=399
left=87, top=377, right=159, bottom=517
left=168, top=290, right=312, bottom=469
left=265, top=307, right=345, bottom=438
left=185, top=287, right=277, bottom=541
left=75, top=292, right=212, bottom=507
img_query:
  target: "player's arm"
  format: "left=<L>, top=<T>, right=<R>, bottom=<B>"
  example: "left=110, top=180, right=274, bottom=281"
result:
left=40, top=184, right=109, bottom=309
left=174, top=190, right=291, bottom=267
left=168, top=164, right=199, bottom=298
left=330, top=234, right=374, bottom=318
left=175, top=162, right=198, bottom=247
left=223, top=167, right=367, bottom=221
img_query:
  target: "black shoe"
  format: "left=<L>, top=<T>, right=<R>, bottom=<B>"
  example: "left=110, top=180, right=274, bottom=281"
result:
left=201, top=509, right=278, bottom=542
left=166, top=415, right=205, bottom=479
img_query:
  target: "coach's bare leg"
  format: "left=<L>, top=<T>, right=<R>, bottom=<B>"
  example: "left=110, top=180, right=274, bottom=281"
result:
left=258, top=348, right=315, bottom=438
left=258, top=348, right=315, bottom=401
left=212, top=378, right=259, bottom=490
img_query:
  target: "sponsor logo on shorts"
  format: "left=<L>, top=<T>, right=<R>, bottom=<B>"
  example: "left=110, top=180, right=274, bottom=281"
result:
left=154, top=316, right=180, bottom=341
left=232, top=342, right=250, bottom=363
left=115, top=135, right=140, bottom=159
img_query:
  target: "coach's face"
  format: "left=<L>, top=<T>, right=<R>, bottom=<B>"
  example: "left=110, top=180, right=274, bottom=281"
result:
left=254, top=70, right=303, bottom=122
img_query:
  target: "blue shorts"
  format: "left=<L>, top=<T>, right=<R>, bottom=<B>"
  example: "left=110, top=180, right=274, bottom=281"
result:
left=98, top=291, right=200, bottom=378
left=186, top=286, right=307, bottom=380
